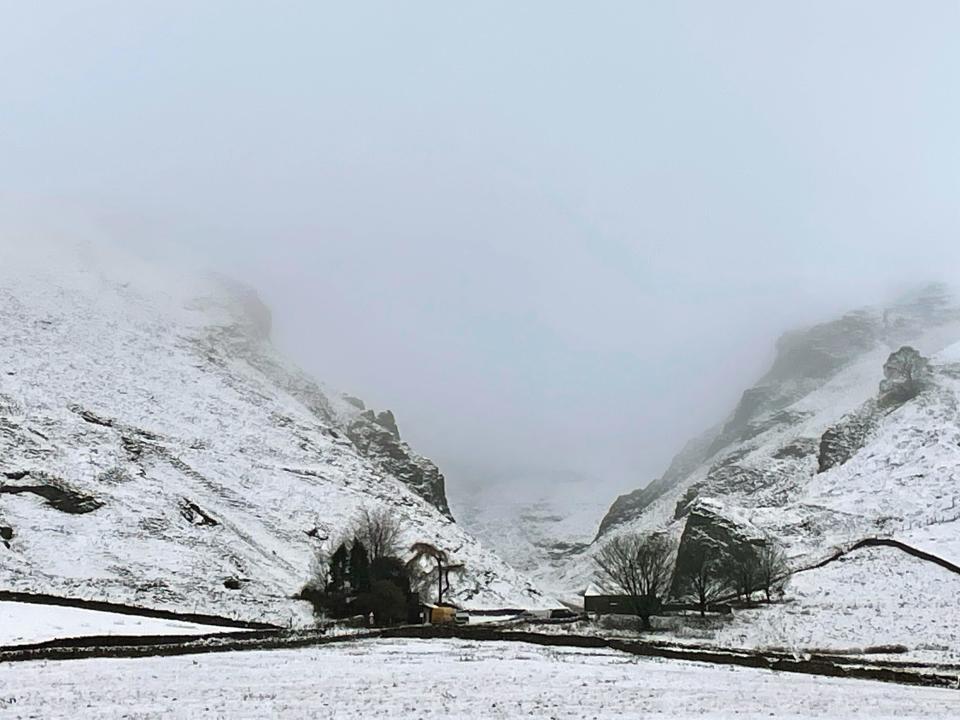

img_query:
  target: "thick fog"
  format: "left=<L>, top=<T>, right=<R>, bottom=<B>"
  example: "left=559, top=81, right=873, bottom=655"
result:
left=1, top=2, right=958, bottom=503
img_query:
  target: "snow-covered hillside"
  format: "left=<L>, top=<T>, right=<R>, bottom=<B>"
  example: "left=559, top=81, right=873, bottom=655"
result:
left=452, top=474, right=609, bottom=596
left=670, top=542, right=960, bottom=664
left=561, top=287, right=960, bottom=597
left=0, top=239, right=551, bottom=624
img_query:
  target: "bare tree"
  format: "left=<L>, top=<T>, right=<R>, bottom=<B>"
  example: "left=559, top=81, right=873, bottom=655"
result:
left=351, top=506, right=404, bottom=562
left=756, top=541, right=789, bottom=602
left=304, top=547, right=330, bottom=593
left=880, top=346, right=931, bottom=402
left=594, top=533, right=673, bottom=629
left=733, top=551, right=759, bottom=602
left=678, top=546, right=730, bottom=616
left=407, top=542, right=462, bottom=604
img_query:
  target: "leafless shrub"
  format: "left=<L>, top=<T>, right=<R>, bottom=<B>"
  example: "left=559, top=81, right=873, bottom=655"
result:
left=351, top=506, right=403, bottom=562
left=594, top=533, right=673, bottom=629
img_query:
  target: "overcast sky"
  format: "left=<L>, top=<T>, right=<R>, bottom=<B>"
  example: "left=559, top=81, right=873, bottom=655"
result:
left=1, top=2, right=958, bottom=503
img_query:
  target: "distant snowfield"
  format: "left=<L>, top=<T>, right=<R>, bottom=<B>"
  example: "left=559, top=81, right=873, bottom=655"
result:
left=1, top=639, right=957, bottom=719
left=0, top=601, right=236, bottom=647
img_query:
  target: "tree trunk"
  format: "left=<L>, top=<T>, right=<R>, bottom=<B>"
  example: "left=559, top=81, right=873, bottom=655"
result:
left=436, top=558, right=443, bottom=603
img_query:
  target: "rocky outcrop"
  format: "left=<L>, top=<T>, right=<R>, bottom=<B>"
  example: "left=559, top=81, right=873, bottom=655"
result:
left=670, top=501, right=763, bottom=598
left=346, top=411, right=450, bottom=517
left=596, top=427, right=720, bottom=538
left=705, top=311, right=881, bottom=457
left=818, top=401, right=880, bottom=473
left=765, top=310, right=881, bottom=383
left=185, top=304, right=452, bottom=516
left=879, top=346, right=932, bottom=407
left=0, top=476, right=103, bottom=514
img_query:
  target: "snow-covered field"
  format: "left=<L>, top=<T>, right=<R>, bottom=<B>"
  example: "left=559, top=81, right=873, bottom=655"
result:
left=1, top=638, right=957, bottom=719
left=673, top=544, right=960, bottom=664
left=0, top=601, right=239, bottom=647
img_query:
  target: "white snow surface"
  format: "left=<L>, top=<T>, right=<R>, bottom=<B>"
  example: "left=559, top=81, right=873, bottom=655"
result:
left=2, top=638, right=958, bottom=719
left=0, top=601, right=236, bottom=647
left=0, top=238, right=552, bottom=625
left=673, top=544, right=960, bottom=664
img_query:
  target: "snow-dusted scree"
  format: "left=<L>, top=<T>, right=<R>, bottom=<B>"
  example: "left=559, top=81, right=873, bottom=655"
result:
left=0, top=240, right=551, bottom=625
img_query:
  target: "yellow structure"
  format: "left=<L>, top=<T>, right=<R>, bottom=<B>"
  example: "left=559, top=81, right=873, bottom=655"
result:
left=423, top=604, right=456, bottom=625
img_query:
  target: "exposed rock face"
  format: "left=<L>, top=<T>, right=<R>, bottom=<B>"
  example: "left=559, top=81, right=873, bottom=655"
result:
left=184, top=315, right=450, bottom=515
left=670, top=500, right=762, bottom=598
left=818, top=400, right=880, bottom=473
left=705, top=311, right=881, bottom=458
left=346, top=411, right=450, bottom=517
left=597, top=427, right=720, bottom=538
left=765, top=310, right=881, bottom=383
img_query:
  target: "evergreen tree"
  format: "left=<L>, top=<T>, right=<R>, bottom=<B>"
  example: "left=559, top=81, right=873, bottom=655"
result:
left=349, top=541, right=371, bottom=593
left=329, top=542, right=350, bottom=593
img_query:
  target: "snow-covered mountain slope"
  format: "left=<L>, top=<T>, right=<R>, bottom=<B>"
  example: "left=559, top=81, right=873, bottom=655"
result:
left=452, top=474, right=609, bottom=596
left=0, top=239, right=551, bottom=624
left=561, top=286, right=960, bottom=596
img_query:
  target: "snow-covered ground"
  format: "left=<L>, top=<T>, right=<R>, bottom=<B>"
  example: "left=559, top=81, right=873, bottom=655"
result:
left=0, top=601, right=237, bottom=647
left=674, top=544, right=960, bottom=664
left=1, top=638, right=957, bottom=719
left=899, top=519, right=960, bottom=569
left=499, top=544, right=960, bottom=667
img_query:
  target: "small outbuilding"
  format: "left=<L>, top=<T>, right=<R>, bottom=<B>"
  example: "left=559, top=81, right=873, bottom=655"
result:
left=419, top=603, right=457, bottom=625
left=582, top=584, right=659, bottom=615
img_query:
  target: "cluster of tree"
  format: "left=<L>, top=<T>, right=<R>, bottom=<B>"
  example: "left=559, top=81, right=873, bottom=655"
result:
left=299, top=507, right=463, bottom=626
left=679, top=539, right=788, bottom=616
left=595, top=531, right=789, bottom=626
left=407, top=542, right=464, bottom=606
left=300, top=507, right=413, bottom=625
